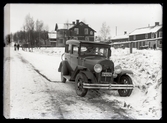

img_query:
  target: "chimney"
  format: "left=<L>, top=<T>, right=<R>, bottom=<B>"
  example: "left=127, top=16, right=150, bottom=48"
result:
left=155, top=22, right=159, bottom=26
left=72, top=21, right=75, bottom=25
left=76, top=19, right=79, bottom=24
left=124, top=31, right=127, bottom=35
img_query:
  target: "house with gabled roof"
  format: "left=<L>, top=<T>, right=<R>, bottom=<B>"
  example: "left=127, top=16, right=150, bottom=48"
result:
left=55, top=19, right=96, bottom=47
left=68, top=20, right=96, bottom=41
left=129, top=22, right=162, bottom=49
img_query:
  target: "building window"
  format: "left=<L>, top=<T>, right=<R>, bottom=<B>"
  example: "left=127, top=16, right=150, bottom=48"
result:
left=151, top=33, right=155, bottom=38
left=74, top=28, right=79, bottom=35
left=90, top=31, right=93, bottom=35
left=84, top=28, right=88, bottom=35
left=159, top=31, right=162, bottom=37
left=145, top=34, right=148, bottom=39
left=133, top=35, right=136, bottom=40
left=73, top=37, right=78, bottom=40
left=59, top=39, right=63, bottom=43
left=85, top=36, right=89, bottom=41
left=159, top=40, right=162, bottom=44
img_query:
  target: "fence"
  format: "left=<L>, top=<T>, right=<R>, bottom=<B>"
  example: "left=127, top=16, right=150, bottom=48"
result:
left=111, top=37, right=162, bottom=53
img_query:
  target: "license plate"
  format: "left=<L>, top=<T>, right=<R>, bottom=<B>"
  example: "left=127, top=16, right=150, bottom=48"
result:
left=102, top=72, right=112, bottom=77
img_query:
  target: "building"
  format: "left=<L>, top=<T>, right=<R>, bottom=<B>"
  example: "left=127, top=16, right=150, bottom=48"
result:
left=68, top=20, right=96, bottom=41
left=48, top=31, right=57, bottom=46
left=129, top=22, right=162, bottom=49
left=55, top=19, right=96, bottom=47
left=111, top=31, right=129, bottom=48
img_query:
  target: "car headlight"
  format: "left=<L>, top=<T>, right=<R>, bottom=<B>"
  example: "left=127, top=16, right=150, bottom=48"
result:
left=94, top=64, right=102, bottom=73
left=114, top=65, right=122, bottom=74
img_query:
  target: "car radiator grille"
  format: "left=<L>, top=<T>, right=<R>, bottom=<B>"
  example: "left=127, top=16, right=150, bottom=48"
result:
left=100, top=69, right=113, bottom=83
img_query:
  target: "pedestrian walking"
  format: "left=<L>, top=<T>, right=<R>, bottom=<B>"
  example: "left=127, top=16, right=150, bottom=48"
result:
left=17, top=44, right=20, bottom=51
left=14, top=43, right=17, bottom=51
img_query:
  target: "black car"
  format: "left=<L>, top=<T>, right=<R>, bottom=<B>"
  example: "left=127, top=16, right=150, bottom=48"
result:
left=58, top=40, right=134, bottom=97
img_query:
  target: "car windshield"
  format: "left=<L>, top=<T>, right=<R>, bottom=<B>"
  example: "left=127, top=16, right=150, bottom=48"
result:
left=80, top=44, right=109, bottom=58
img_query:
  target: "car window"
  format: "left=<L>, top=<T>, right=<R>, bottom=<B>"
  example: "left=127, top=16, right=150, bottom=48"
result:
left=80, top=45, right=108, bottom=57
left=72, top=45, right=78, bottom=55
left=68, top=44, right=72, bottom=53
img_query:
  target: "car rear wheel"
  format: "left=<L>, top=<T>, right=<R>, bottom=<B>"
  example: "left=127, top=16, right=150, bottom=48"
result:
left=118, top=75, right=133, bottom=97
left=75, top=73, right=88, bottom=97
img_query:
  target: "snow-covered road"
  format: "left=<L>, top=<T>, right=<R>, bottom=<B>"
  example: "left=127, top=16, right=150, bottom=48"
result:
left=4, top=46, right=135, bottom=119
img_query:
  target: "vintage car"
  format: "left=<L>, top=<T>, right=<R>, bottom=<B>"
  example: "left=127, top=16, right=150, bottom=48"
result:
left=58, top=40, right=134, bottom=97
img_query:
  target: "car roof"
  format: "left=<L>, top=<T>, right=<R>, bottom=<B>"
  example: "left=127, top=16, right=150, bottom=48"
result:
left=66, top=40, right=111, bottom=46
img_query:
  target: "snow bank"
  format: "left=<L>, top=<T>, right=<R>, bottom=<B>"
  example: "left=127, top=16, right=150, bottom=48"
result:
left=105, top=48, right=162, bottom=119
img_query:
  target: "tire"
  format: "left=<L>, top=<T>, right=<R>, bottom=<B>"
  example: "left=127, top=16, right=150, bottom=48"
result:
left=75, top=73, right=88, bottom=97
left=118, top=75, right=133, bottom=97
left=61, top=63, right=68, bottom=83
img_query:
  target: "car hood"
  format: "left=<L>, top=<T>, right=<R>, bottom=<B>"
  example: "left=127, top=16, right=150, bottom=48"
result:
left=83, top=56, right=114, bottom=72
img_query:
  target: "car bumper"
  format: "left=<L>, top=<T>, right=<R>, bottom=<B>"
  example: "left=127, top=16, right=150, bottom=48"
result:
left=83, top=83, right=134, bottom=89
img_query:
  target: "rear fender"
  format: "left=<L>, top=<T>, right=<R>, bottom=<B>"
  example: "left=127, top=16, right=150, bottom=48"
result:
left=58, top=62, right=62, bottom=72
left=58, top=60, right=68, bottom=72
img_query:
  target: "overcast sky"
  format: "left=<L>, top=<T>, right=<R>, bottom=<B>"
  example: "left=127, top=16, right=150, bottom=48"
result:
left=4, top=3, right=162, bottom=37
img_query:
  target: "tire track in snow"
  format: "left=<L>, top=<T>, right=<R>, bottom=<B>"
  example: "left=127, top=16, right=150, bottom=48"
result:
left=17, top=53, right=64, bottom=119
left=18, top=53, right=61, bottom=83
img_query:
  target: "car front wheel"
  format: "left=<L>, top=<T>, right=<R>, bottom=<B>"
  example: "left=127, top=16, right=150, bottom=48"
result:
left=75, top=73, right=88, bottom=97
left=118, top=75, right=133, bottom=97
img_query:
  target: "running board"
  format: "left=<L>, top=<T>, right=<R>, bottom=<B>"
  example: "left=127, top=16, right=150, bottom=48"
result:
left=83, top=83, right=134, bottom=89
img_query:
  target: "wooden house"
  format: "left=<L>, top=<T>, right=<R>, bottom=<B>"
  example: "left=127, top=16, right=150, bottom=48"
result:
left=129, top=22, right=162, bottom=49
left=68, top=20, right=96, bottom=41
left=111, top=31, right=129, bottom=48
left=55, top=20, right=96, bottom=47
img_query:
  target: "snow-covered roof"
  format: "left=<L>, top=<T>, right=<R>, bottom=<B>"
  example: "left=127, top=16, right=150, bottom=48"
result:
left=48, top=32, right=57, bottom=39
left=111, top=34, right=129, bottom=40
left=129, top=25, right=162, bottom=35
left=57, top=23, right=74, bottom=30
left=151, top=26, right=162, bottom=33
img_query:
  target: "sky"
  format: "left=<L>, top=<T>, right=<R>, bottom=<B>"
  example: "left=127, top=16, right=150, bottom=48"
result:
left=4, top=3, right=162, bottom=38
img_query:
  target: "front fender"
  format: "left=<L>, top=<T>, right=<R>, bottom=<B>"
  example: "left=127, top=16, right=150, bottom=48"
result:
left=114, top=69, right=133, bottom=83
left=120, top=69, right=133, bottom=75
left=80, top=71, right=98, bottom=83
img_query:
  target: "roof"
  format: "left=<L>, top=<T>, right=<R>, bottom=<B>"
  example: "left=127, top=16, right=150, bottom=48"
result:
left=66, top=40, right=111, bottom=46
left=111, top=34, right=129, bottom=40
left=48, top=32, right=57, bottom=39
left=129, top=25, right=162, bottom=35
left=69, top=22, right=96, bottom=32
left=57, top=23, right=74, bottom=30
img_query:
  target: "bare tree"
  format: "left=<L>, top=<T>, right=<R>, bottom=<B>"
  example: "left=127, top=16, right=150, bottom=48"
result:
left=35, top=19, right=44, bottom=48
left=5, top=33, right=12, bottom=46
left=24, top=14, right=35, bottom=51
left=99, top=22, right=110, bottom=41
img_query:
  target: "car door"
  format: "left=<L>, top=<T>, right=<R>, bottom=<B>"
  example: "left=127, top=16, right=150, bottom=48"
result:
left=70, top=44, right=79, bottom=71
